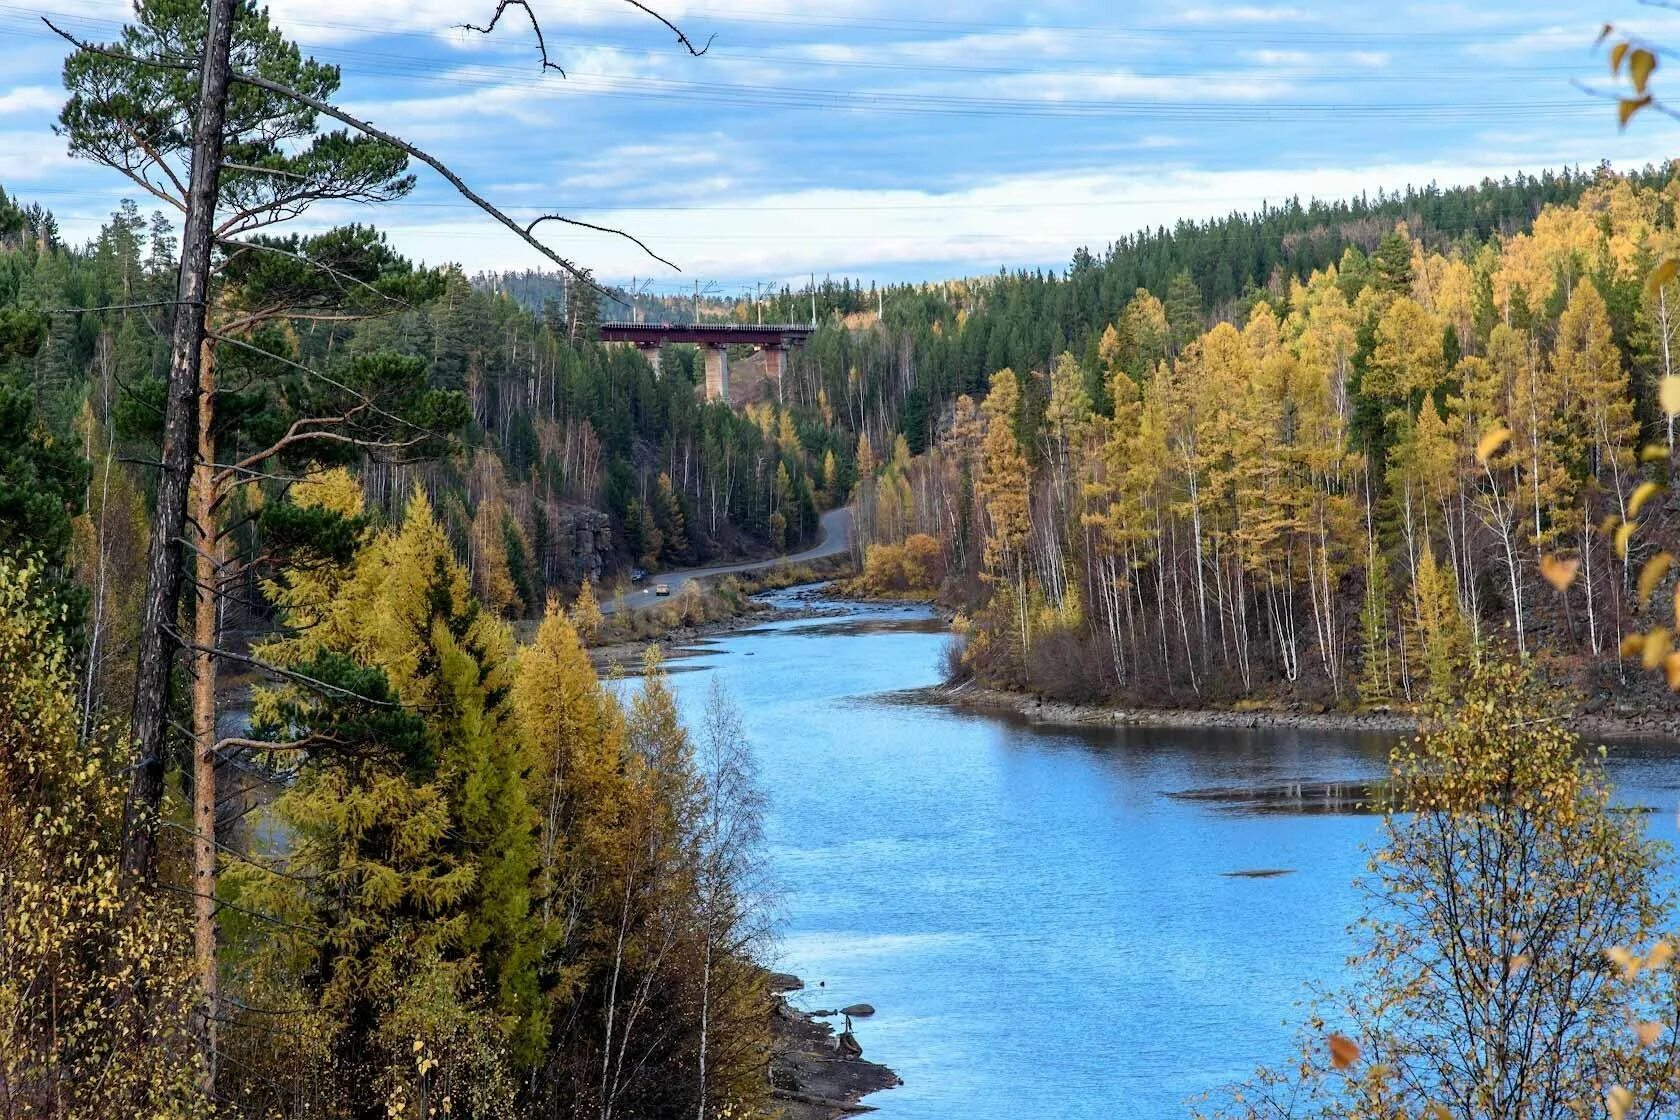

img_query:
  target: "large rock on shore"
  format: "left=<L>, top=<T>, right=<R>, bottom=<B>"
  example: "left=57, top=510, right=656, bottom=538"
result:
left=769, top=977, right=899, bottom=1119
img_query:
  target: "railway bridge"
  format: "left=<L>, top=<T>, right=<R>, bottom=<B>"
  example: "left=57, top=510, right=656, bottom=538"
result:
left=598, top=322, right=814, bottom=402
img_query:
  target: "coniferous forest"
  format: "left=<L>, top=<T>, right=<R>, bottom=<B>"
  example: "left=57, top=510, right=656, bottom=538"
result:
left=14, top=0, right=1680, bottom=1116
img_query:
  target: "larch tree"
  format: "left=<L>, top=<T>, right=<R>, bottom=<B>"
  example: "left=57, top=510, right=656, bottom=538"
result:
left=977, top=368, right=1033, bottom=669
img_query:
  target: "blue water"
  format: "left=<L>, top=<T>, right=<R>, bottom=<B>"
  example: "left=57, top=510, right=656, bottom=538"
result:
left=658, top=594, right=1680, bottom=1119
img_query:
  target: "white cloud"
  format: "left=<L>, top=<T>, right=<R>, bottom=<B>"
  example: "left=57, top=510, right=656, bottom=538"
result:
left=258, top=0, right=896, bottom=46
left=1177, top=6, right=1310, bottom=24
left=342, top=158, right=1602, bottom=283
left=1243, top=49, right=1314, bottom=66
left=0, top=87, right=63, bottom=116
left=0, top=131, right=73, bottom=178
left=938, top=69, right=1290, bottom=102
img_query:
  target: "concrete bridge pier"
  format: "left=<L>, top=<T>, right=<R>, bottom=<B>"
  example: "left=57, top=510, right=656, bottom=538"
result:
left=762, top=346, right=786, bottom=384
left=702, top=345, right=730, bottom=401
left=636, top=342, right=662, bottom=378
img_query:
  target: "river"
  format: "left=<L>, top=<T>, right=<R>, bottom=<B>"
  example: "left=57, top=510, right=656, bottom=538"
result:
left=658, top=591, right=1680, bottom=1120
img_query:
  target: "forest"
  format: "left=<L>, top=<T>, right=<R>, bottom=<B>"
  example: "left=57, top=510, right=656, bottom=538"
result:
left=11, top=0, right=1680, bottom=1112
left=0, top=0, right=822, bottom=1116
left=824, top=169, right=1680, bottom=710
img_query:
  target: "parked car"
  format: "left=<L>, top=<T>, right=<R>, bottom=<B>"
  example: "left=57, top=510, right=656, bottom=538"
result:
left=631, top=567, right=647, bottom=583
left=654, top=583, right=671, bottom=596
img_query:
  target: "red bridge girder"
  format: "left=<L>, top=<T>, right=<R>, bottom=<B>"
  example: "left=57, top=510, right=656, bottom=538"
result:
left=598, top=322, right=814, bottom=348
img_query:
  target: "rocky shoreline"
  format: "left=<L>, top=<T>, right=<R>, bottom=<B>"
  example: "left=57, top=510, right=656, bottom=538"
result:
left=887, top=680, right=1421, bottom=734
left=588, top=587, right=855, bottom=673
left=767, top=974, right=901, bottom=1118
left=889, top=679, right=1680, bottom=744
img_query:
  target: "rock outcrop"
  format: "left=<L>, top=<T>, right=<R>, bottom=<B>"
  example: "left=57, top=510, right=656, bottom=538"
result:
left=543, top=503, right=612, bottom=584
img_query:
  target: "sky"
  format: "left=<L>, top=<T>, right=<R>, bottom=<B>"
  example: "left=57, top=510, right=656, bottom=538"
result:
left=1, top=0, right=1677, bottom=299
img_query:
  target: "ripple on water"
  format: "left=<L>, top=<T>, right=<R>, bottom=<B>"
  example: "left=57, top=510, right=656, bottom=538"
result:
left=665, top=594, right=1680, bottom=1120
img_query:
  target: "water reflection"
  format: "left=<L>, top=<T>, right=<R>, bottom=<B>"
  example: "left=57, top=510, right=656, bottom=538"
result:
left=638, top=592, right=1680, bottom=1119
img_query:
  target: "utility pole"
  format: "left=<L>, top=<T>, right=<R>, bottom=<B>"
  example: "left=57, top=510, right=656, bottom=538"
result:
left=690, top=279, right=718, bottom=325
left=810, top=273, right=817, bottom=326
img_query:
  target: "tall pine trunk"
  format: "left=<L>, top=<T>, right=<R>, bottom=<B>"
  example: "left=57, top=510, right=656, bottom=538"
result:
left=127, top=0, right=237, bottom=879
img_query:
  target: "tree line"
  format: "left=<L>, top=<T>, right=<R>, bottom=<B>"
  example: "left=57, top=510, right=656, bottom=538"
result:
left=843, top=171, right=1680, bottom=707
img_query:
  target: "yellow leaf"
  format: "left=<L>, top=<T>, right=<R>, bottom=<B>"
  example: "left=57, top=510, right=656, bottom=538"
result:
left=1648, top=941, right=1674, bottom=970
left=1643, top=443, right=1671, bottom=463
left=1327, top=1032, right=1360, bottom=1070
left=1650, top=257, right=1680, bottom=296
left=1636, top=1020, right=1665, bottom=1047
left=1631, top=481, right=1664, bottom=518
left=1622, top=633, right=1647, bottom=658
left=1632, top=48, right=1658, bottom=93
left=1664, top=376, right=1680, bottom=419
left=1644, top=627, right=1673, bottom=670
left=1475, top=425, right=1511, bottom=465
left=1616, top=520, right=1636, bottom=559
left=1507, top=953, right=1530, bottom=975
left=1540, top=554, right=1580, bottom=592
left=1639, top=552, right=1673, bottom=606
left=1610, top=945, right=1640, bottom=979
left=1609, top=1085, right=1634, bottom=1120
left=1613, top=41, right=1630, bottom=73
left=1622, top=95, right=1654, bottom=127
left=1603, top=513, right=1624, bottom=538
left=1425, top=1106, right=1452, bottom=1120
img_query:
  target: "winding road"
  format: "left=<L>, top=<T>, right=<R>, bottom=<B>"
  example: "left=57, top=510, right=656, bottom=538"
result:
left=602, top=506, right=853, bottom=615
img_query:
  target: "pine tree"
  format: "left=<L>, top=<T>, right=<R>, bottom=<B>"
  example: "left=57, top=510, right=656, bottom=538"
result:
left=1373, top=226, right=1416, bottom=294
left=653, top=472, right=689, bottom=563
left=1163, top=271, right=1203, bottom=354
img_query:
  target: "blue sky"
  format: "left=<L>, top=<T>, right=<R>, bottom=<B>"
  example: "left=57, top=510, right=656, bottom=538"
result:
left=1, top=0, right=1675, bottom=297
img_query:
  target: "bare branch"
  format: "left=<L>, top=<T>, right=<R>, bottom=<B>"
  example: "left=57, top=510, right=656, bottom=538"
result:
left=222, top=161, right=308, bottom=180
left=527, top=213, right=679, bottom=271
left=458, top=0, right=567, bottom=76
left=212, top=734, right=341, bottom=755
left=164, top=625, right=399, bottom=707
left=44, top=299, right=194, bottom=316
left=213, top=237, right=414, bottom=314
left=44, top=15, right=684, bottom=284
left=619, top=0, right=715, bottom=56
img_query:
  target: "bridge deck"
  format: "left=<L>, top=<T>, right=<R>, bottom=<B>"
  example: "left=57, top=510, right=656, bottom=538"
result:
left=599, top=322, right=814, bottom=348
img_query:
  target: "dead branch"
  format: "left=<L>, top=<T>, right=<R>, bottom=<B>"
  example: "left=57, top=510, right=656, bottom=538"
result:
left=527, top=214, right=678, bottom=271
left=43, top=18, right=679, bottom=289
left=620, top=0, right=714, bottom=56
left=458, top=0, right=566, bottom=75
left=163, top=625, right=400, bottom=707
left=213, top=237, right=414, bottom=313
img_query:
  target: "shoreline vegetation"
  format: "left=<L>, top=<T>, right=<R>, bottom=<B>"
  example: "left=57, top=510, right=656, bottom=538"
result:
left=583, top=558, right=855, bottom=669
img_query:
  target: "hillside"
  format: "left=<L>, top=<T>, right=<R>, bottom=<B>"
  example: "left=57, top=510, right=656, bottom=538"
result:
left=829, top=166, right=1680, bottom=717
